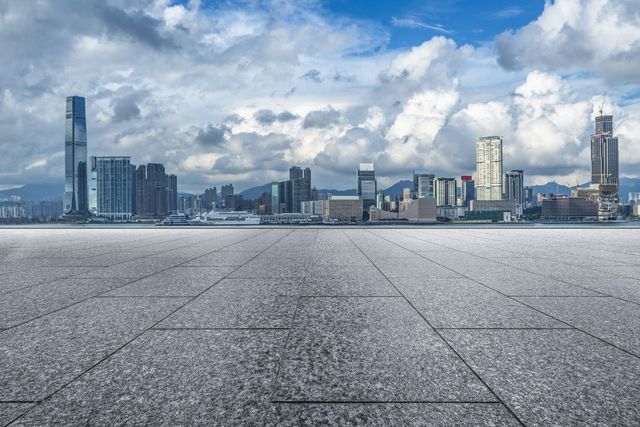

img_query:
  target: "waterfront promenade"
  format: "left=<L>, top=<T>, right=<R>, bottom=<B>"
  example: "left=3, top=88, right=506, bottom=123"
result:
left=1, top=228, right=640, bottom=425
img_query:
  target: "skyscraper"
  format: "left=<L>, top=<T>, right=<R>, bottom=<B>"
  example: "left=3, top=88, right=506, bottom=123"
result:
left=90, top=156, right=133, bottom=220
left=357, top=162, right=377, bottom=211
left=166, top=174, right=178, bottom=214
left=146, top=163, right=167, bottom=216
left=221, top=184, right=234, bottom=209
left=476, top=136, right=503, bottom=200
left=504, top=170, right=525, bottom=207
left=203, top=187, right=217, bottom=211
left=459, top=175, right=475, bottom=207
left=134, top=165, right=148, bottom=215
left=435, top=178, right=457, bottom=207
left=290, top=166, right=312, bottom=213
left=413, top=171, right=435, bottom=199
left=64, top=96, right=89, bottom=215
left=591, top=111, right=619, bottom=219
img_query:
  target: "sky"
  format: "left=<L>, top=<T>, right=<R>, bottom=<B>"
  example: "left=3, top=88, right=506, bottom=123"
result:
left=1, top=0, right=639, bottom=193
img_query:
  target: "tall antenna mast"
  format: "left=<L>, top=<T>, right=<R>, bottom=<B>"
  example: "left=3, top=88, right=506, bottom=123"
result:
left=599, top=91, right=607, bottom=116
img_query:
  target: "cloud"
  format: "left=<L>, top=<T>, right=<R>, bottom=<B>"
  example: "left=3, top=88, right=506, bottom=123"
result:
left=302, top=69, right=322, bottom=83
left=390, top=17, right=453, bottom=34
left=302, top=107, right=341, bottom=128
left=495, top=0, right=640, bottom=83
left=254, top=109, right=299, bottom=125
left=483, top=7, right=525, bottom=19
left=194, top=125, right=230, bottom=147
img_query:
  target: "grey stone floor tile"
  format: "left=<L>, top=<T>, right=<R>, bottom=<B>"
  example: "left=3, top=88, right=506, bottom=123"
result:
left=0, top=403, right=34, bottom=426
left=302, top=275, right=400, bottom=296
left=391, top=277, right=566, bottom=328
left=591, top=265, right=640, bottom=278
left=104, top=266, right=234, bottom=297
left=0, top=297, right=187, bottom=401
left=181, top=251, right=261, bottom=266
left=516, top=296, right=640, bottom=356
left=74, top=258, right=186, bottom=279
left=274, top=297, right=495, bottom=402
left=0, top=267, right=95, bottom=294
left=0, top=278, right=132, bottom=329
left=558, top=276, right=640, bottom=303
left=472, top=271, right=600, bottom=296
left=273, top=402, right=520, bottom=426
left=374, top=257, right=462, bottom=278
left=12, top=330, right=286, bottom=426
left=441, top=329, right=640, bottom=426
left=158, top=278, right=301, bottom=328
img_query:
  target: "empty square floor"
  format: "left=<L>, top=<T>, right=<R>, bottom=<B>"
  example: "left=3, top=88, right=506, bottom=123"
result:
left=1, top=227, right=640, bottom=426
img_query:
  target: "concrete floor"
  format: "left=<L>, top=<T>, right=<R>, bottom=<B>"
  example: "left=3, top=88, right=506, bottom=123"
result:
left=1, top=228, right=640, bottom=426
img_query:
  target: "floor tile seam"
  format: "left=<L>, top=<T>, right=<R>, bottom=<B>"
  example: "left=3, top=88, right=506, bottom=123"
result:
left=150, top=327, right=290, bottom=331
left=0, top=234, right=234, bottom=296
left=269, top=231, right=318, bottom=402
left=391, top=230, right=617, bottom=299
left=345, top=230, right=526, bottom=427
left=6, top=229, right=293, bottom=425
left=376, top=231, right=640, bottom=361
left=0, top=231, right=268, bottom=332
left=269, top=400, right=503, bottom=404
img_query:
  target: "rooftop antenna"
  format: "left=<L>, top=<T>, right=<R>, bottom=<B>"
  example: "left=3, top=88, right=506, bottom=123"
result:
left=599, top=91, right=607, bottom=116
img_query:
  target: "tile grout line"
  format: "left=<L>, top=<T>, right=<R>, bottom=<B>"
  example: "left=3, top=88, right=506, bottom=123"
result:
left=343, top=230, right=526, bottom=427
left=376, top=230, right=640, bottom=360
left=0, top=231, right=264, bottom=331
left=6, top=229, right=294, bottom=426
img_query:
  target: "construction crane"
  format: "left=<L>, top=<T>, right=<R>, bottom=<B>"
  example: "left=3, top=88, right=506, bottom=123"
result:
left=599, top=92, right=607, bottom=116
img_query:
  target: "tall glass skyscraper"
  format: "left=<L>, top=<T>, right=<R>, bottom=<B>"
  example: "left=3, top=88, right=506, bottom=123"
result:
left=357, top=162, right=377, bottom=211
left=64, top=96, right=89, bottom=214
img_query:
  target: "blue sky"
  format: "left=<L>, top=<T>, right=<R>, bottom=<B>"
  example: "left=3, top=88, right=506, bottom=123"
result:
left=325, top=0, right=544, bottom=48
left=0, top=0, right=639, bottom=192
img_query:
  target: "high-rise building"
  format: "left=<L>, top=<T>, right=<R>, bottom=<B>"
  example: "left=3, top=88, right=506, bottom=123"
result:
left=357, top=163, right=377, bottom=211
left=413, top=171, right=435, bottom=199
left=220, top=184, right=234, bottom=209
left=134, top=165, right=147, bottom=215
left=290, top=166, right=312, bottom=213
left=203, top=187, right=217, bottom=211
left=590, top=111, right=619, bottom=219
left=524, top=187, right=534, bottom=208
left=459, top=175, right=475, bottom=207
left=90, top=156, right=133, bottom=220
left=435, top=178, right=456, bottom=207
left=476, top=136, right=503, bottom=200
left=402, top=188, right=411, bottom=201
left=146, top=163, right=167, bottom=216
left=166, top=174, right=178, bottom=214
left=64, top=96, right=89, bottom=215
left=504, top=170, right=525, bottom=207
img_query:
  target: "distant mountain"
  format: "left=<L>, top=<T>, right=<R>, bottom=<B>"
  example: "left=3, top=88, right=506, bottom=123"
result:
left=0, top=183, right=63, bottom=201
left=317, top=188, right=357, bottom=198
left=239, top=183, right=272, bottom=200
left=382, top=180, right=413, bottom=199
left=527, top=182, right=572, bottom=197
left=620, top=177, right=640, bottom=201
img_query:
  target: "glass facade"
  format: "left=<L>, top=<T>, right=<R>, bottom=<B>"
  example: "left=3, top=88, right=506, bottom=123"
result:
left=64, top=96, right=88, bottom=214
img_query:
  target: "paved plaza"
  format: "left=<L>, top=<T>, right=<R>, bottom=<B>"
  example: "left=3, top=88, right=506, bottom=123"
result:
left=1, top=227, right=640, bottom=426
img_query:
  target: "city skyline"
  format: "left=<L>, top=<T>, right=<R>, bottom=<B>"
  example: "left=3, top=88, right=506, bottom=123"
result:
left=1, top=0, right=639, bottom=194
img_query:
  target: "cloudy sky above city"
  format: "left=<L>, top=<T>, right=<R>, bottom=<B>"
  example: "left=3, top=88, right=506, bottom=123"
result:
left=1, top=0, right=639, bottom=192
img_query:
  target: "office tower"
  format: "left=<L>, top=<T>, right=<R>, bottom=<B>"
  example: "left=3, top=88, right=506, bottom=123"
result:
left=203, top=187, right=217, bottom=211
left=90, top=156, right=133, bottom=220
left=413, top=171, right=435, bottom=199
left=435, top=178, right=457, bottom=207
left=290, top=166, right=312, bottom=213
left=590, top=110, right=619, bottom=219
left=271, top=182, right=281, bottom=214
left=376, top=191, right=385, bottom=209
left=504, top=170, right=525, bottom=207
left=402, top=188, right=411, bottom=201
left=134, top=165, right=147, bottom=215
left=476, top=136, right=503, bottom=200
left=166, top=174, right=178, bottom=214
left=460, top=175, right=475, bottom=207
left=357, top=163, right=377, bottom=211
left=130, top=163, right=137, bottom=215
left=311, top=187, right=319, bottom=201
left=147, top=163, right=167, bottom=216
left=220, top=184, right=234, bottom=209
left=64, top=96, right=89, bottom=214
left=524, top=187, right=534, bottom=208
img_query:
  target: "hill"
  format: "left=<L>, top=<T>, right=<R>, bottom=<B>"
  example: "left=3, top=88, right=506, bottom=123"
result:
left=0, top=183, right=63, bottom=201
